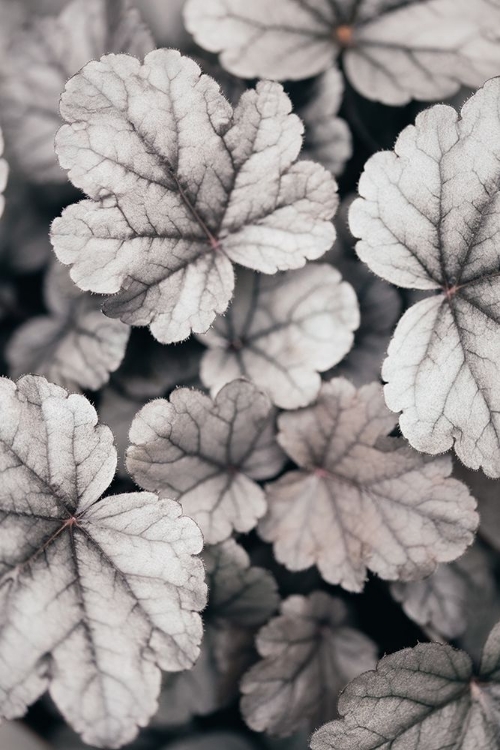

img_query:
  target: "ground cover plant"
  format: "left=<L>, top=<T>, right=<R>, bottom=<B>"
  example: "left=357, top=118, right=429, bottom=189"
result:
left=1, top=1, right=500, bottom=749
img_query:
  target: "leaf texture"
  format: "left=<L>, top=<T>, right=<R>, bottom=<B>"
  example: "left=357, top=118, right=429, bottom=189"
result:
left=7, top=263, right=130, bottom=391
left=184, top=0, right=500, bottom=105
left=127, top=379, right=286, bottom=544
left=51, top=49, right=338, bottom=343
left=351, top=78, right=500, bottom=477
left=311, top=620, right=500, bottom=750
left=0, top=0, right=155, bottom=183
left=197, top=264, right=359, bottom=409
left=0, top=375, right=206, bottom=748
left=240, top=592, right=377, bottom=736
left=260, top=378, right=478, bottom=592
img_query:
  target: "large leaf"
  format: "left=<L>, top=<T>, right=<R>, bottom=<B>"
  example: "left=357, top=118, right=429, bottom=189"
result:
left=260, top=378, right=478, bottom=592
left=127, top=379, right=286, bottom=543
left=240, top=592, right=377, bottom=736
left=184, top=0, right=500, bottom=105
left=0, top=0, right=155, bottom=183
left=0, top=375, right=206, bottom=748
left=50, top=49, right=338, bottom=344
left=351, top=78, right=500, bottom=477
left=197, top=264, right=359, bottom=409
left=7, top=263, right=130, bottom=391
left=311, top=620, right=500, bottom=750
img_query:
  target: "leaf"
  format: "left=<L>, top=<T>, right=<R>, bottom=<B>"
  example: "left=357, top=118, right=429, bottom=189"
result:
left=260, top=378, right=478, bottom=592
left=197, top=264, right=359, bottom=409
left=351, top=78, right=500, bottom=477
left=311, top=620, right=500, bottom=750
left=324, top=198, right=401, bottom=386
left=298, top=69, right=352, bottom=177
left=135, top=0, right=191, bottom=49
left=390, top=544, right=497, bottom=641
left=7, top=263, right=130, bottom=392
left=455, top=463, right=500, bottom=553
left=240, top=592, right=377, bottom=736
left=0, top=375, right=206, bottom=749
left=168, top=733, right=255, bottom=750
left=0, top=0, right=155, bottom=183
left=184, top=0, right=500, bottom=105
left=0, top=128, right=8, bottom=220
left=50, top=50, right=338, bottom=344
left=0, top=178, right=52, bottom=273
left=127, top=379, right=286, bottom=544
left=0, top=723, right=50, bottom=750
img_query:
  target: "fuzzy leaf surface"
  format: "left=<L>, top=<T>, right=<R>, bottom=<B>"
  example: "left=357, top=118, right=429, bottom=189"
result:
left=351, top=78, right=500, bottom=477
left=311, top=621, right=500, bottom=750
left=7, top=263, right=130, bottom=392
left=0, top=375, right=206, bottom=748
left=184, top=0, right=500, bottom=105
left=127, top=379, right=286, bottom=543
left=0, top=0, right=154, bottom=183
left=197, top=265, right=359, bottom=409
left=240, top=592, right=377, bottom=736
left=51, top=49, right=337, bottom=343
left=260, top=379, right=477, bottom=592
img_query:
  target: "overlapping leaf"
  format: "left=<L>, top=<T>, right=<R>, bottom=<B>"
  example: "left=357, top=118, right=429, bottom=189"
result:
left=127, top=379, right=286, bottom=543
left=351, top=78, right=500, bottom=477
left=0, top=0, right=155, bottom=183
left=240, top=592, right=377, bottom=736
left=7, top=263, right=130, bottom=391
left=260, top=378, right=478, bottom=592
left=197, top=265, right=359, bottom=409
left=0, top=375, right=206, bottom=748
left=311, top=620, right=500, bottom=750
left=50, top=49, right=337, bottom=343
left=184, top=0, right=500, bottom=105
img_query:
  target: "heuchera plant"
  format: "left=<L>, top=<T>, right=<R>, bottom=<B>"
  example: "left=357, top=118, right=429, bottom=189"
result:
left=1, top=2, right=500, bottom=750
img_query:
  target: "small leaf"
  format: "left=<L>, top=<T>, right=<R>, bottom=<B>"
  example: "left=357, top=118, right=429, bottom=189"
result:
left=184, top=0, right=500, bottom=105
left=0, top=0, right=155, bottom=183
left=311, top=620, right=500, bottom=750
left=127, top=379, right=286, bottom=544
left=240, top=592, right=377, bottom=736
left=0, top=375, right=206, bottom=748
left=351, top=78, right=500, bottom=476
left=197, top=265, right=359, bottom=409
left=299, top=69, right=352, bottom=177
left=391, top=544, right=497, bottom=641
left=7, top=263, right=130, bottom=391
left=50, top=50, right=337, bottom=343
left=260, top=378, right=478, bottom=592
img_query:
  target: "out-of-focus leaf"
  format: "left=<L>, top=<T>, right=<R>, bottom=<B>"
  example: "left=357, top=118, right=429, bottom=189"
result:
left=167, top=733, right=255, bottom=750
left=0, top=0, right=154, bottom=183
left=51, top=50, right=337, bottom=344
left=455, top=463, right=500, bottom=553
left=0, top=723, right=50, bottom=750
left=311, top=620, right=500, bottom=750
left=391, top=544, right=497, bottom=641
left=0, top=179, right=52, bottom=273
left=197, top=265, right=359, bottom=410
left=184, top=0, right=500, bottom=105
left=299, top=69, right=351, bottom=177
left=135, top=0, right=190, bottom=49
left=127, top=379, right=286, bottom=544
left=260, top=378, right=478, bottom=592
left=0, top=375, right=206, bottom=748
left=0, top=128, right=8, bottom=220
left=352, top=78, right=500, bottom=477
left=240, top=592, right=377, bottom=736
left=7, top=262, right=130, bottom=391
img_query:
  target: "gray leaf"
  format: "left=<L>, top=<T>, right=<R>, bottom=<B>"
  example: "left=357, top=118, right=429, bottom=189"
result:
left=127, top=379, right=286, bottom=544
left=197, top=265, right=359, bottom=410
left=0, top=375, right=206, bottom=748
left=50, top=50, right=337, bottom=343
left=240, top=592, right=377, bottom=736
left=184, top=0, right=500, bottom=105
left=0, top=178, right=52, bottom=273
left=391, top=544, right=497, bottom=641
left=0, top=128, right=8, bottom=220
left=0, top=0, right=155, bottom=183
left=351, top=78, right=500, bottom=477
left=167, top=733, right=255, bottom=750
left=260, top=378, right=478, bottom=592
left=204, top=538, right=279, bottom=627
left=311, top=621, right=500, bottom=750
left=455, top=463, right=500, bottom=554
left=7, top=263, right=130, bottom=392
